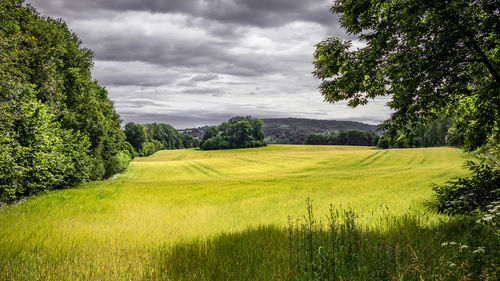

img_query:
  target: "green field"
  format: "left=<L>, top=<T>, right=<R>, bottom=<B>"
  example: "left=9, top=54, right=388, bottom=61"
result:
left=0, top=145, right=475, bottom=280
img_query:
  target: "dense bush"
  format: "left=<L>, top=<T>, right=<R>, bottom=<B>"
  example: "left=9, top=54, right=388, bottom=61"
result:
left=106, top=151, right=132, bottom=176
left=426, top=161, right=500, bottom=220
left=199, top=117, right=266, bottom=150
left=0, top=88, right=92, bottom=202
left=306, top=130, right=378, bottom=146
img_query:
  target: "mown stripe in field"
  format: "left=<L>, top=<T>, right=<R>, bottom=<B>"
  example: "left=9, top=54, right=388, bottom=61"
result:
left=360, top=150, right=389, bottom=167
left=188, top=161, right=223, bottom=178
left=173, top=152, right=189, bottom=161
left=196, top=162, right=225, bottom=177
left=237, top=157, right=282, bottom=168
left=355, top=150, right=381, bottom=166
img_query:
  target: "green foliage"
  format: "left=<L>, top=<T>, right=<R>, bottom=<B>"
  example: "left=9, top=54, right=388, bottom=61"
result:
left=427, top=161, right=500, bottom=218
left=0, top=0, right=131, bottom=187
left=140, top=142, right=159, bottom=157
left=106, top=151, right=132, bottom=176
left=121, top=141, right=137, bottom=158
left=199, top=116, right=266, bottom=150
left=0, top=87, right=91, bottom=202
left=314, top=0, right=499, bottom=151
left=124, top=122, right=198, bottom=156
left=376, top=136, right=391, bottom=149
left=124, top=122, right=147, bottom=152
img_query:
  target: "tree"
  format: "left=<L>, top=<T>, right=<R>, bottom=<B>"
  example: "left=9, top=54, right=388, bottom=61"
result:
left=124, top=123, right=148, bottom=153
left=315, top=0, right=499, bottom=218
left=200, top=117, right=266, bottom=150
left=313, top=0, right=499, bottom=151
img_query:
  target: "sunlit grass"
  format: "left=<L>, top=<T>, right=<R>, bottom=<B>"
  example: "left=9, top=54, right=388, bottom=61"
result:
left=0, top=145, right=474, bottom=280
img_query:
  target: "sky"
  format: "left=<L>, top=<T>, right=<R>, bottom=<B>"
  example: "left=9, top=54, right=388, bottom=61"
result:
left=28, top=0, right=392, bottom=129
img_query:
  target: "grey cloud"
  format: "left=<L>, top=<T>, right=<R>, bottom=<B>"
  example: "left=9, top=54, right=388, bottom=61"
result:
left=190, top=74, right=219, bottom=82
left=26, top=0, right=391, bottom=127
left=31, top=0, right=338, bottom=28
left=182, top=87, right=223, bottom=95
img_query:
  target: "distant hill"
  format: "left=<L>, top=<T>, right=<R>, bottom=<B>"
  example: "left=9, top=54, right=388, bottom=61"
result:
left=261, top=118, right=381, bottom=144
left=180, top=118, right=381, bottom=144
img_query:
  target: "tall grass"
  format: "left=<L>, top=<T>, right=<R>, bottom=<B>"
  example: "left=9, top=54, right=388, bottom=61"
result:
left=152, top=200, right=499, bottom=281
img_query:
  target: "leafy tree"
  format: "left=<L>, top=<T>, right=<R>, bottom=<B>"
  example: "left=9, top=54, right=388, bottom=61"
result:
left=124, top=122, right=148, bottom=152
left=200, top=126, right=219, bottom=147
left=180, top=133, right=197, bottom=148
left=315, top=0, right=499, bottom=217
left=313, top=0, right=499, bottom=151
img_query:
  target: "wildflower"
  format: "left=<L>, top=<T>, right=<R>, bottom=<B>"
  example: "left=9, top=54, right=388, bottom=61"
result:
left=449, top=263, right=456, bottom=268
left=473, top=247, right=485, bottom=254
left=460, top=245, right=469, bottom=250
left=449, top=241, right=457, bottom=245
left=441, top=242, right=448, bottom=247
left=482, top=214, right=495, bottom=222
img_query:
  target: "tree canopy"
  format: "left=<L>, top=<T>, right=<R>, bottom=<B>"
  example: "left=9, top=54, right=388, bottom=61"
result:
left=313, top=0, right=499, bottom=151
left=306, top=130, right=378, bottom=146
left=200, top=117, right=266, bottom=150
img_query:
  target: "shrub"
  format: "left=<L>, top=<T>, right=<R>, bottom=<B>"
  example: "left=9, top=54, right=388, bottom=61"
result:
left=426, top=161, right=500, bottom=218
left=140, top=142, right=158, bottom=157
left=106, top=150, right=132, bottom=177
left=0, top=88, right=91, bottom=202
left=377, top=136, right=390, bottom=149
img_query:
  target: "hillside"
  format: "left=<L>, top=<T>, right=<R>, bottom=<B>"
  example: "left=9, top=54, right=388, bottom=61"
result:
left=262, top=118, right=380, bottom=144
left=180, top=118, right=380, bottom=144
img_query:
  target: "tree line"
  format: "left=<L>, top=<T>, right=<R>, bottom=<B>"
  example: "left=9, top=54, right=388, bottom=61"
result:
left=124, top=123, right=198, bottom=157
left=0, top=1, right=134, bottom=202
left=0, top=1, right=196, bottom=203
left=306, top=130, right=379, bottom=146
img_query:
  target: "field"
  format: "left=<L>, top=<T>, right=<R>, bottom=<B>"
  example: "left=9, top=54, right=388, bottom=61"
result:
left=0, top=145, right=480, bottom=280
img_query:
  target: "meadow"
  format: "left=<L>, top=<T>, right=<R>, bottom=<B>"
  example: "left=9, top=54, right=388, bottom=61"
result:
left=0, top=145, right=490, bottom=280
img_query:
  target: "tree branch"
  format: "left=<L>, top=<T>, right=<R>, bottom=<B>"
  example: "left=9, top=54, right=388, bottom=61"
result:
left=470, top=39, right=500, bottom=85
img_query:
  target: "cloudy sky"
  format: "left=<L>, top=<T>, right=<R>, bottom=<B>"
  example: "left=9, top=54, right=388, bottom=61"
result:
left=28, top=0, right=392, bottom=128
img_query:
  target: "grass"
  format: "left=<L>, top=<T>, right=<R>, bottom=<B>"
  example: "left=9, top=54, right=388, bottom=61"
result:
left=0, top=145, right=477, bottom=280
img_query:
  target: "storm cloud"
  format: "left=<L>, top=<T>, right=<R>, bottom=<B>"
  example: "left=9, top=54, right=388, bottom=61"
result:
left=28, top=0, right=391, bottom=128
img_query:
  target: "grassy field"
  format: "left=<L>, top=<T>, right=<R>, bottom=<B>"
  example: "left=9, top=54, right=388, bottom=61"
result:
left=0, top=145, right=478, bottom=280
